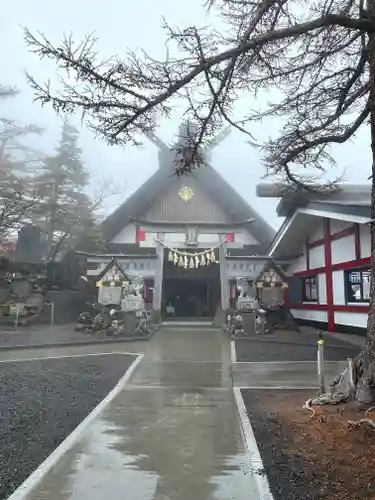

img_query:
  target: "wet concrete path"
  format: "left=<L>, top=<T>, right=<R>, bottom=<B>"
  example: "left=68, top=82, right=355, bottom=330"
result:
left=19, top=328, right=259, bottom=500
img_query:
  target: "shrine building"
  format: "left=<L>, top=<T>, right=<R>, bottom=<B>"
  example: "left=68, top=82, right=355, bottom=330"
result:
left=257, top=183, right=372, bottom=335
left=79, top=125, right=277, bottom=321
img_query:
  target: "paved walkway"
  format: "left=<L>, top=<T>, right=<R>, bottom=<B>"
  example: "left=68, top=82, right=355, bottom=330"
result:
left=15, top=328, right=259, bottom=500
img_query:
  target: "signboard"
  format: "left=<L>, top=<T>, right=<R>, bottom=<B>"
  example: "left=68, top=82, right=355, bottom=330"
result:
left=121, top=295, right=144, bottom=312
left=226, top=260, right=268, bottom=279
left=237, top=296, right=257, bottom=311
left=98, top=286, right=122, bottom=305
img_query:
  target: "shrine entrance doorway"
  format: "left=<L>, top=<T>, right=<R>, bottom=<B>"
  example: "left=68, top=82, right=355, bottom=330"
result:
left=162, top=251, right=221, bottom=319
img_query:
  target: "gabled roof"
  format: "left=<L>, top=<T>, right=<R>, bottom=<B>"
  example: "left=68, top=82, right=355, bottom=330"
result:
left=268, top=206, right=370, bottom=258
left=256, top=183, right=372, bottom=258
left=257, top=183, right=371, bottom=217
left=101, top=165, right=276, bottom=252
left=254, top=260, right=288, bottom=285
left=96, top=258, right=129, bottom=282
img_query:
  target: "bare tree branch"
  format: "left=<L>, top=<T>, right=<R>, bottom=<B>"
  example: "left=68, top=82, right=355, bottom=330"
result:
left=24, top=0, right=375, bottom=185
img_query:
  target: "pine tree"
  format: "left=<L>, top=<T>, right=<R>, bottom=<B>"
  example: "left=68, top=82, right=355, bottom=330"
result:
left=77, top=224, right=107, bottom=254
left=35, top=119, right=93, bottom=260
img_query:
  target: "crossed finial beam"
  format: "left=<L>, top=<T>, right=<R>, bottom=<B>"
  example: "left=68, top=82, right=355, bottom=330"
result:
left=143, top=124, right=231, bottom=153
left=204, top=126, right=231, bottom=155
left=143, top=130, right=169, bottom=152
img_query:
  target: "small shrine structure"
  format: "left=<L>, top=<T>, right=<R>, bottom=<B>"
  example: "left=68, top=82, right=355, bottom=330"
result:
left=254, top=261, right=289, bottom=306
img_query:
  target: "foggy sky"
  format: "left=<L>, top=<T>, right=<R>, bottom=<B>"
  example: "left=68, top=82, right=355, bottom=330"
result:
left=1, top=0, right=372, bottom=230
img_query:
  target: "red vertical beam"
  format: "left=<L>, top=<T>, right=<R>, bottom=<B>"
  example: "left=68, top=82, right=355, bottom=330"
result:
left=144, top=280, right=150, bottom=302
left=354, top=223, right=361, bottom=260
left=323, top=218, right=334, bottom=333
left=305, top=238, right=310, bottom=270
left=283, top=287, right=288, bottom=306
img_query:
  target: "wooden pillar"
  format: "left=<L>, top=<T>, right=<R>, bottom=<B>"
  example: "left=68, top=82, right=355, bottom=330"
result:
left=219, top=237, right=229, bottom=310
left=323, top=219, right=335, bottom=333
left=153, top=233, right=165, bottom=315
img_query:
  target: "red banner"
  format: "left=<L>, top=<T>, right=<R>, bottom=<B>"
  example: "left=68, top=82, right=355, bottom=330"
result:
left=136, top=226, right=146, bottom=243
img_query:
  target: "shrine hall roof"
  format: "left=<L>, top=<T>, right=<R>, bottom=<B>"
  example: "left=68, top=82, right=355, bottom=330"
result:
left=101, top=165, right=276, bottom=252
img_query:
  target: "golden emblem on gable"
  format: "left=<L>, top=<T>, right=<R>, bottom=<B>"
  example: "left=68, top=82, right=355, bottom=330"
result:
left=178, top=186, right=194, bottom=202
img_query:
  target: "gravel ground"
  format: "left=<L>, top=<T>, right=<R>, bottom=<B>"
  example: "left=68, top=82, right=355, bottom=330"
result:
left=239, top=328, right=362, bottom=347
left=235, top=338, right=360, bottom=362
left=0, top=353, right=136, bottom=500
left=242, top=389, right=309, bottom=500
left=0, top=325, right=152, bottom=349
left=242, top=389, right=375, bottom=500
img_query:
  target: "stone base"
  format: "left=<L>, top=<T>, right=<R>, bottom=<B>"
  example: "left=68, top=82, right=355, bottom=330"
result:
left=213, top=308, right=225, bottom=327
left=150, top=309, right=162, bottom=324
left=242, top=311, right=256, bottom=334
left=122, top=312, right=137, bottom=335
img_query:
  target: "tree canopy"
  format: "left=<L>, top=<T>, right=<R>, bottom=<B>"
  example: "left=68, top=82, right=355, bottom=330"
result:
left=0, top=87, right=118, bottom=259
left=24, top=0, right=375, bottom=186
left=33, top=119, right=93, bottom=260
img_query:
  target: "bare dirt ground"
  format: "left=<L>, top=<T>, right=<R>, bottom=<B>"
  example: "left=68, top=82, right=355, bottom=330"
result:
left=243, top=389, right=375, bottom=500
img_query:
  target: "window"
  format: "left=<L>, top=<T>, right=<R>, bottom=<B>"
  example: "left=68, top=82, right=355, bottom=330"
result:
left=345, top=267, right=371, bottom=303
left=302, top=277, right=318, bottom=302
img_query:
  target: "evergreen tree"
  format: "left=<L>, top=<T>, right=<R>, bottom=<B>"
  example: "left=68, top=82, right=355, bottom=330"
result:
left=77, top=224, right=107, bottom=254
left=34, top=119, right=93, bottom=260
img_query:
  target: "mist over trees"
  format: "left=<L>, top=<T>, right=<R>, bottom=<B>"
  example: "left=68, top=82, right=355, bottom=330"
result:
left=0, top=86, right=111, bottom=259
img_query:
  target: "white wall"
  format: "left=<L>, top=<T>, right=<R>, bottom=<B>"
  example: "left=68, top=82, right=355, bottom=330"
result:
left=331, top=235, right=356, bottom=264
left=334, top=311, right=368, bottom=328
left=332, top=270, right=345, bottom=305
left=287, top=253, right=306, bottom=274
left=285, top=218, right=369, bottom=273
left=110, top=224, right=259, bottom=248
left=290, top=308, right=328, bottom=322
left=308, top=219, right=324, bottom=241
left=309, top=246, right=325, bottom=268
left=284, top=216, right=370, bottom=331
left=291, top=306, right=368, bottom=329
left=329, top=220, right=356, bottom=264
left=306, top=220, right=325, bottom=268
left=318, top=273, right=327, bottom=304
left=330, top=219, right=353, bottom=233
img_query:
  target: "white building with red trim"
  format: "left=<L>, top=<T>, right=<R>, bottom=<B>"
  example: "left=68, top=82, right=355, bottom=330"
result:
left=257, top=184, right=372, bottom=335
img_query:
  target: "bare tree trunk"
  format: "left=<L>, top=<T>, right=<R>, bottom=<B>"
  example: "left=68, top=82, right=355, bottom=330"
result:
left=356, top=0, right=375, bottom=405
